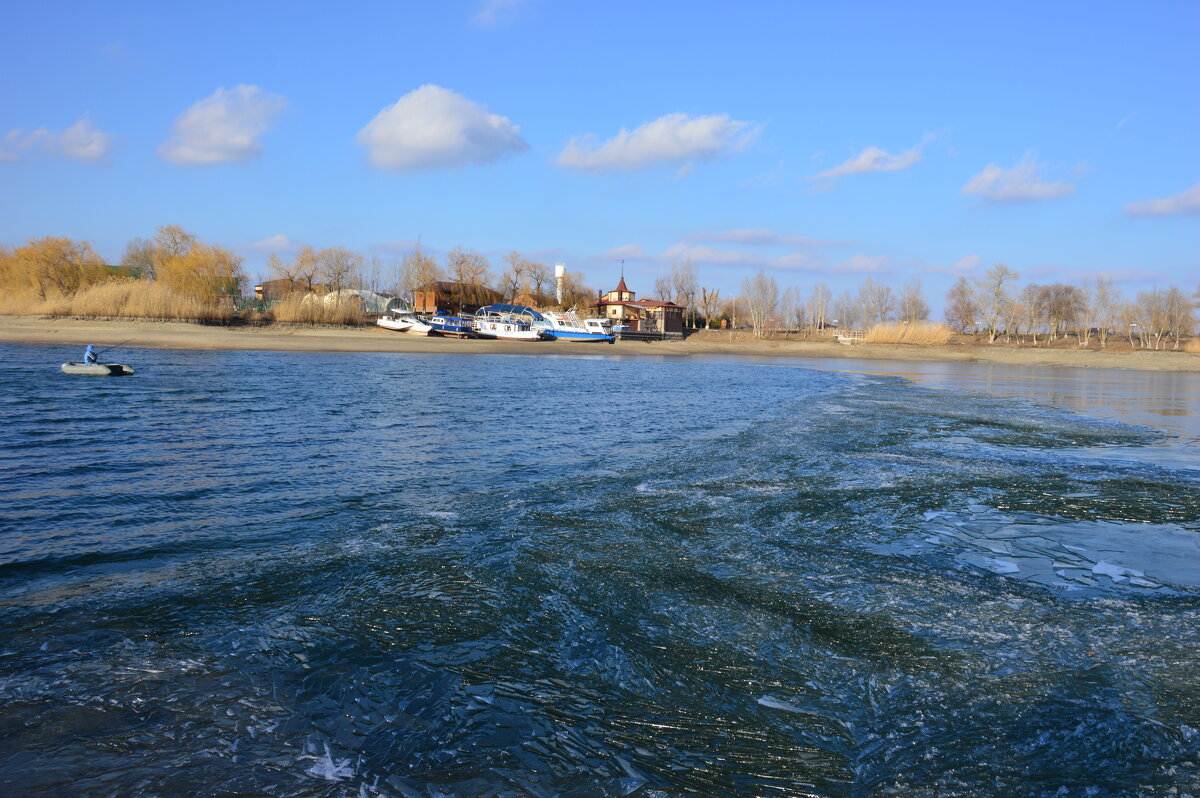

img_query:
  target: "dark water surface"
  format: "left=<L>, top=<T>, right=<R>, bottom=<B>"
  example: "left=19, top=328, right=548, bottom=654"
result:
left=1, top=343, right=1198, bottom=797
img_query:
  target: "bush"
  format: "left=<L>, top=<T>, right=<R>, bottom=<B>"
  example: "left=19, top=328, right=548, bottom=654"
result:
left=1185, top=337, right=1200, bottom=354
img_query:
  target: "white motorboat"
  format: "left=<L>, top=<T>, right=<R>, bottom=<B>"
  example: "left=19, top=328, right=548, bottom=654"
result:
left=540, top=310, right=616, bottom=343
left=473, top=304, right=548, bottom=341
left=377, top=308, right=433, bottom=335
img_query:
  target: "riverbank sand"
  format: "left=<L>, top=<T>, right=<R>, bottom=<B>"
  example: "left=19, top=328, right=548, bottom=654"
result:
left=2, top=315, right=1197, bottom=371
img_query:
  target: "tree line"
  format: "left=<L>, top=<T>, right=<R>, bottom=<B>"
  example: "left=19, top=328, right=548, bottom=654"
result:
left=945, top=265, right=1198, bottom=350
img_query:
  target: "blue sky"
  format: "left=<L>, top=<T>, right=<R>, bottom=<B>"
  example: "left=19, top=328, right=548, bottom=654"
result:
left=1, top=0, right=1196, bottom=308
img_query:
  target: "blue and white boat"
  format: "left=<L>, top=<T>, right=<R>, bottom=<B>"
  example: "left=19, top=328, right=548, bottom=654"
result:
left=429, top=314, right=476, bottom=338
left=540, top=309, right=616, bottom=343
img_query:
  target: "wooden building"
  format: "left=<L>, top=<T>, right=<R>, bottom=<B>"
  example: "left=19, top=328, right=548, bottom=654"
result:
left=593, top=277, right=685, bottom=334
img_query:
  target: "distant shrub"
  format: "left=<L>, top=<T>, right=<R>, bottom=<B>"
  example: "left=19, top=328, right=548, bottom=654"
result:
left=863, top=322, right=954, bottom=346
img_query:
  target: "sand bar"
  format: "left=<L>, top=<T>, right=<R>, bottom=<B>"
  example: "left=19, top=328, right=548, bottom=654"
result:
left=2, top=315, right=1197, bottom=371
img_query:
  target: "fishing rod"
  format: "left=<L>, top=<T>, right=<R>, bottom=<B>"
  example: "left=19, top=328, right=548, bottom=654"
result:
left=93, top=339, right=136, bottom=357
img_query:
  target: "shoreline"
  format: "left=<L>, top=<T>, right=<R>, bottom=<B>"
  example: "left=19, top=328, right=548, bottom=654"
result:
left=2, top=315, right=1197, bottom=372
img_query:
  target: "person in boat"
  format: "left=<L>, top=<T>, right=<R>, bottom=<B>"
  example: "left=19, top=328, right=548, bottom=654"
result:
left=84, top=345, right=98, bottom=364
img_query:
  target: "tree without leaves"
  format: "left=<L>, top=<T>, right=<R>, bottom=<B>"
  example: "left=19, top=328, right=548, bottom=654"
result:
left=975, top=263, right=1017, bottom=343
left=445, top=246, right=492, bottom=306
left=807, top=282, right=831, bottom=331
left=317, top=247, right=364, bottom=293
left=671, top=260, right=698, bottom=327
left=897, top=279, right=930, bottom=326
left=401, top=245, right=441, bottom=296
left=699, top=286, right=721, bottom=328
left=1019, top=284, right=1045, bottom=344
left=945, top=276, right=978, bottom=333
left=857, top=277, right=895, bottom=326
left=833, top=290, right=860, bottom=331
left=742, top=269, right=779, bottom=338
left=654, top=275, right=673, bottom=302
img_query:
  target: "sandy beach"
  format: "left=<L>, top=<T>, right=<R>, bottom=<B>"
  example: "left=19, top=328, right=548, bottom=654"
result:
left=2, top=314, right=1197, bottom=371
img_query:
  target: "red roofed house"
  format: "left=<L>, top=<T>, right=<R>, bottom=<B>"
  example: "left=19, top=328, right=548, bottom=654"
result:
left=594, top=276, right=685, bottom=334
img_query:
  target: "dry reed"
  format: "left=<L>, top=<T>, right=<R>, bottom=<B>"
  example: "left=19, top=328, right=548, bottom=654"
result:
left=863, top=322, right=954, bottom=346
left=267, top=293, right=364, bottom=325
left=1185, top=337, right=1200, bottom=354
left=4, top=279, right=231, bottom=321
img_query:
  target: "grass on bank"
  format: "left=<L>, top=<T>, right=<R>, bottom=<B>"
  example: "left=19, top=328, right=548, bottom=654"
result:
left=266, top=293, right=364, bottom=325
left=0, top=280, right=232, bottom=321
left=864, top=322, right=954, bottom=346
left=0, top=280, right=369, bottom=326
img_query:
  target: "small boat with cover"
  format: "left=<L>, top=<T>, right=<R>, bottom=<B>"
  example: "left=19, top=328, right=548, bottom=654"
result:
left=61, top=344, right=135, bottom=375
left=61, top=362, right=135, bottom=376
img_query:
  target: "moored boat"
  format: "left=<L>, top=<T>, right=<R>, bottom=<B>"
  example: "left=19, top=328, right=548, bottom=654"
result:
left=429, top=314, right=477, bottom=338
left=473, top=304, right=550, bottom=341
left=540, top=310, right=616, bottom=343
left=61, top=362, right=135, bottom=376
left=377, top=308, right=433, bottom=335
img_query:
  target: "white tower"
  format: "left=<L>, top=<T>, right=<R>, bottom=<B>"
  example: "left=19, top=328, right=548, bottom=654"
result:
left=554, top=262, right=566, bottom=304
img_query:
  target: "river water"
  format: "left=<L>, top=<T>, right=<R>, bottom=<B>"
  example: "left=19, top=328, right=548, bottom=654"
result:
left=1, top=343, right=1197, bottom=797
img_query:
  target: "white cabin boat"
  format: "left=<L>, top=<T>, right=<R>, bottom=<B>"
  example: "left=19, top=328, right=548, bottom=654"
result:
left=541, top=310, right=616, bottom=343
left=377, top=308, right=433, bottom=335
left=473, top=304, right=549, bottom=341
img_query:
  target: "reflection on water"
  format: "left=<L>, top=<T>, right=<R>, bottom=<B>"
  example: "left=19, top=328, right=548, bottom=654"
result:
left=797, top=359, right=1200, bottom=440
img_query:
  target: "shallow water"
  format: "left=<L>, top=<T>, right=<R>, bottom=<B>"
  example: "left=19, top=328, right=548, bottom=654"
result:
left=1, top=343, right=1197, bottom=796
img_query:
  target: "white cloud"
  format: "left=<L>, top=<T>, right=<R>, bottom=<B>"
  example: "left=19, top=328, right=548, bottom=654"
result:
left=357, top=85, right=527, bottom=172
left=1125, top=183, right=1200, bottom=217
left=602, top=238, right=884, bottom=276
left=811, top=144, right=922, bottom=181
left=472, top=0, right=530, bottom=25
left=158, top=85, right=288, bottom=165
left=556, top=112, right=759, bottom=174
left=961, top=152, right=1075, bottom=202
left=688, top=228, right=825, bottom=247
left=832, top=254, right=889, bottom=274
left=247, top=234, right=296, bottom=252
left=0, top=115, right=114, bottom=163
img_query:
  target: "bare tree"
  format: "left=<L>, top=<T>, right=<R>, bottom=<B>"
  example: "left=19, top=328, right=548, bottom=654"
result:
left=945, top=276, right=978, bottom=333
left=1091, top=276, right=1120, bottom=349
left=742, top=269, right=779, bottom=338
left=401, top=245, right=441, bottom=296
left=1043, top=284, right=1084, bottom=341
left=654, top=275, right=674, bottom=302
left=699, top=286, right=721, bottom=328
left=268, top=252, right=302, bottom=293
left=294, top=246, right=321, bottom=291
left=446, top=246, right=492, bottom=305
left=898, top=279, right=930, bottom=325
left=120, top=237, right=158, bottom=280
left=1019, top=284, right=1045, bottom=344
left=528, top=262, right=551, bottom=302
left=671, top=260, right=699, bottom=326
left=1165, top=286, right=1195, bottom=350
left=559, top=270, right=593, bottom=309
left=976, top=263, right=1017, bottom=343
left=833, top=290, right=860, bottom=330
left=781, top=285, right=804, bottom=331
left=318, top=247, right=364, bottom=293
left=155, top=225, right=197, bottom=259
left=500, top=251, right=530, bottom=301
left=807, top=282, right=831, bottom=331
left=858, top=277, right=895, bottom=326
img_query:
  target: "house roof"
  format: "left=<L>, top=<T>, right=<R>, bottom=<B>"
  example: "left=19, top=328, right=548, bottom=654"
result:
left=614, top=276, right=630, bottom=294
left=593, top=297, right=685, bottom=310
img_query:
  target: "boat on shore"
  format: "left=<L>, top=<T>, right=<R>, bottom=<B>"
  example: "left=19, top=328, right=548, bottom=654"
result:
left=541, top=310, right=616, bottom=343
left=429, top=314, right=477, bottom=338
left=473, top=306, right=548, bottom=341
left=377, top=308, right=433, bottom=335
left=61, top=361, right=135, bottom=376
